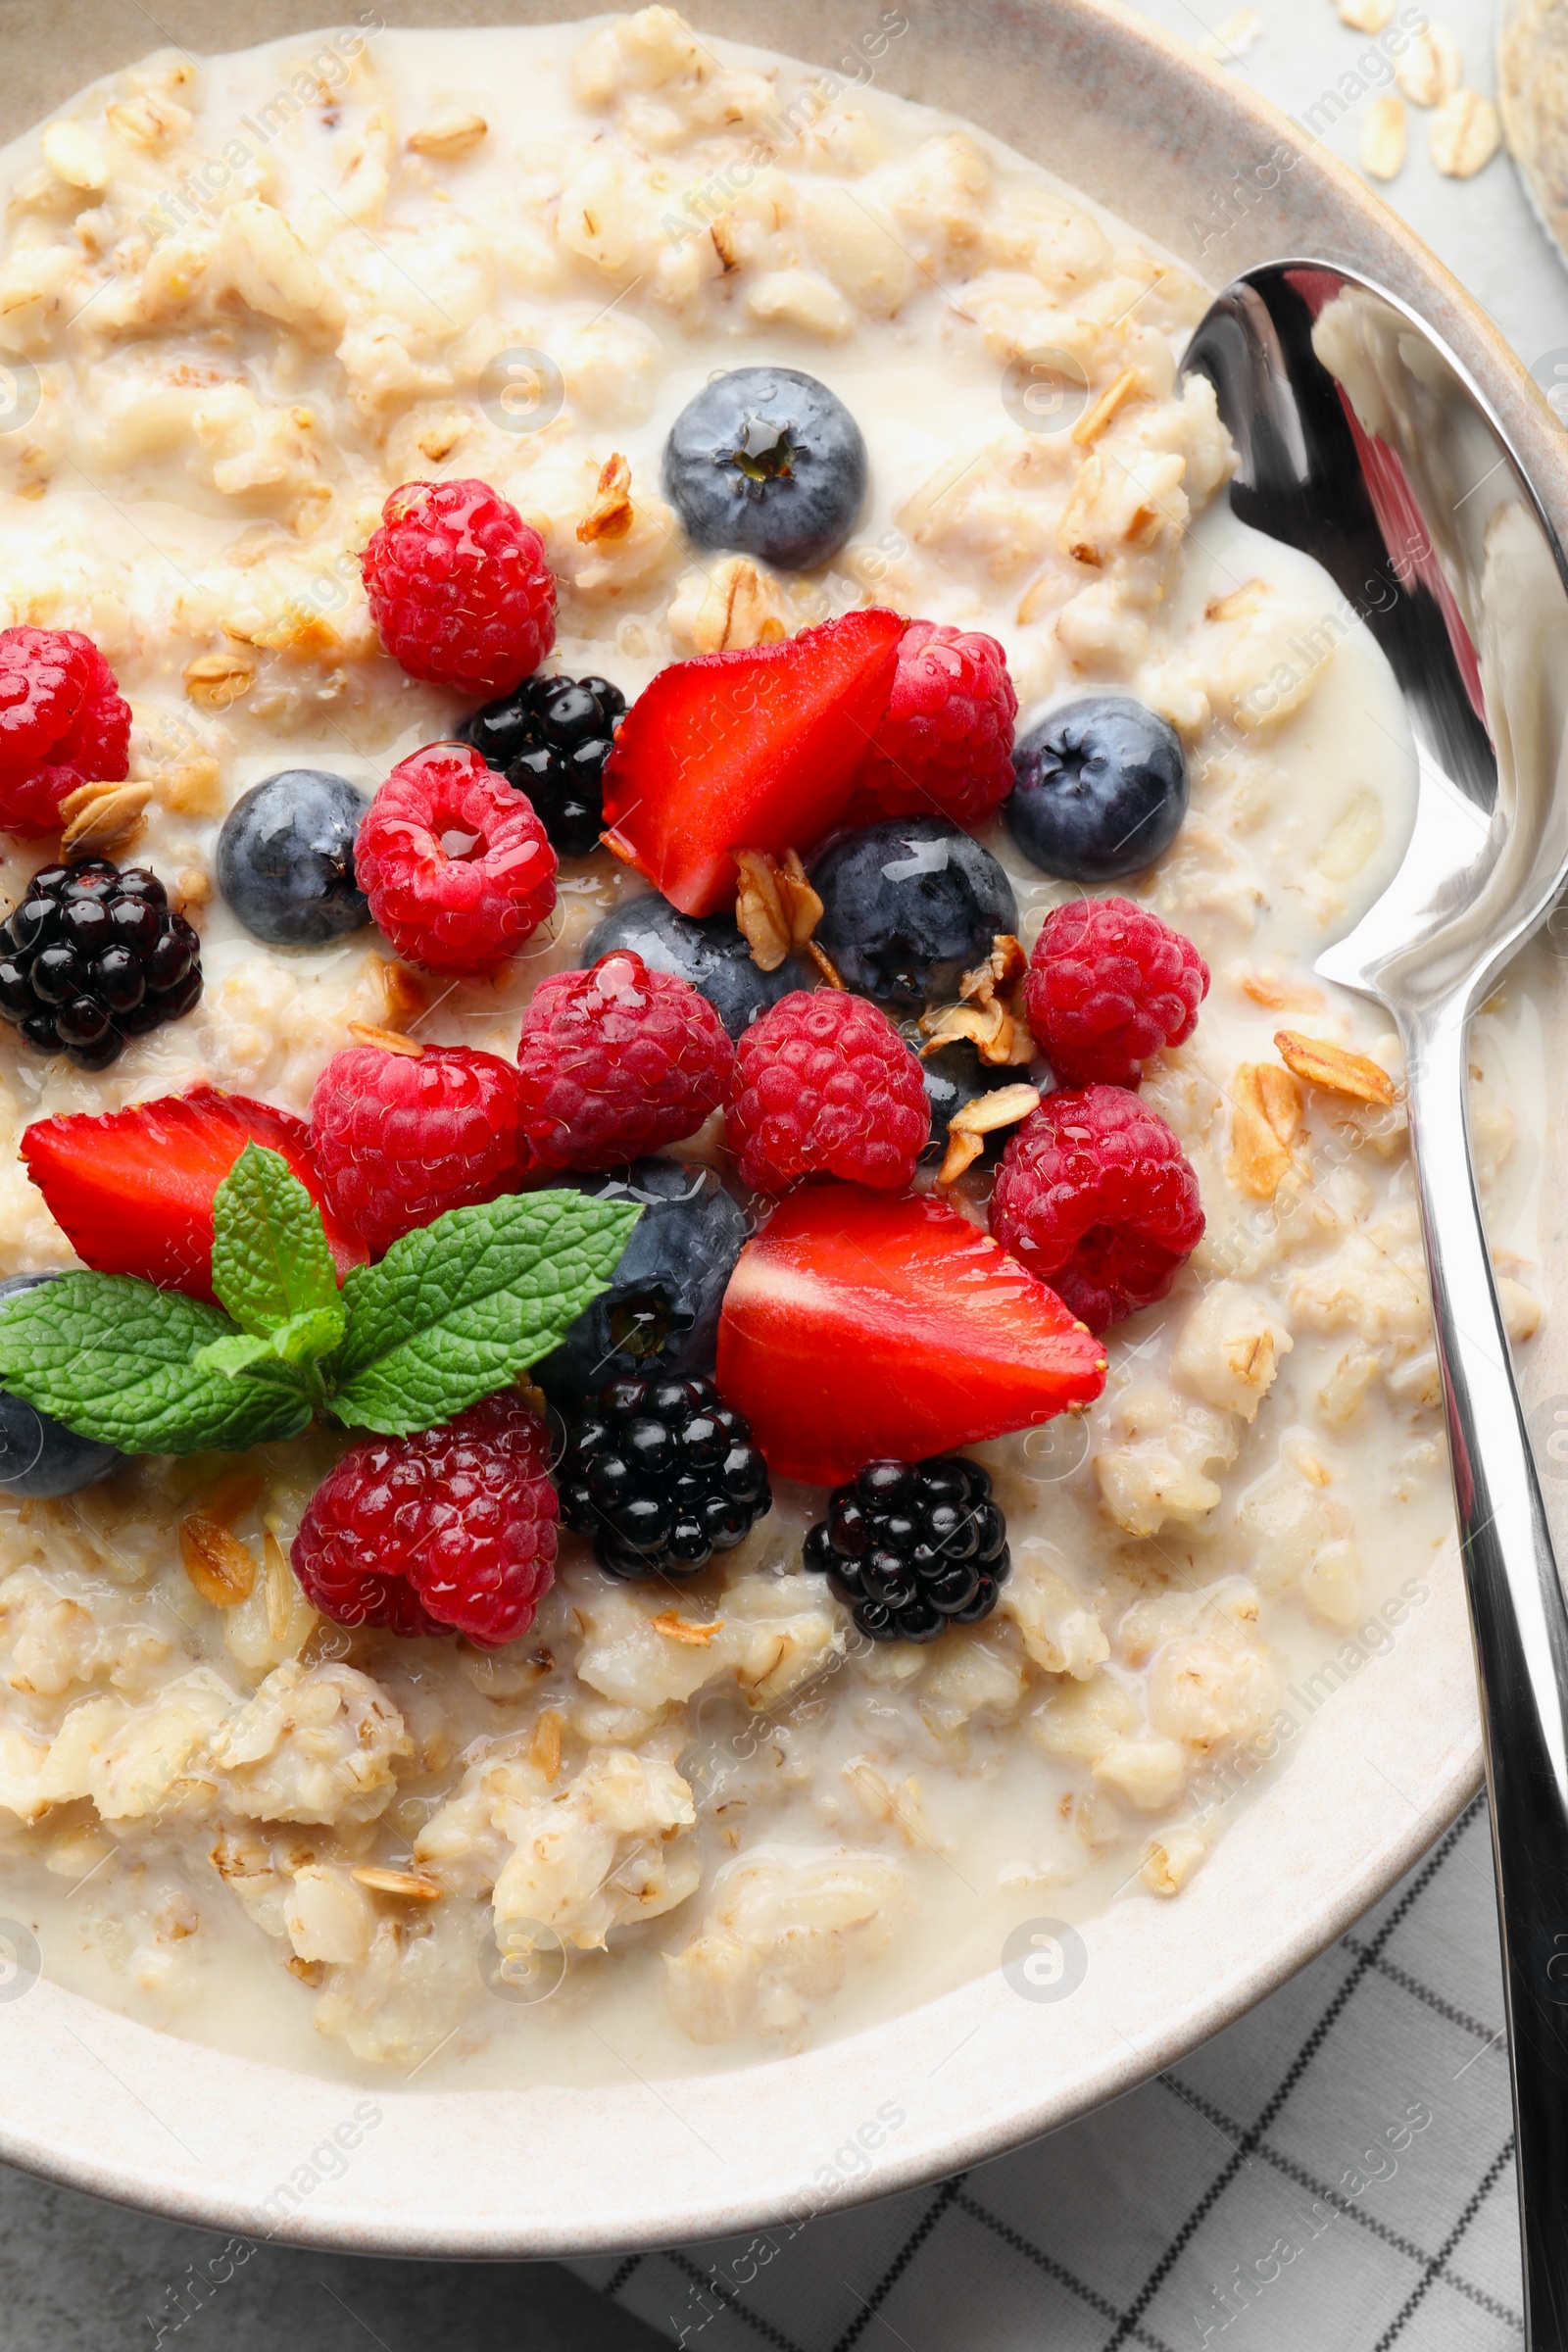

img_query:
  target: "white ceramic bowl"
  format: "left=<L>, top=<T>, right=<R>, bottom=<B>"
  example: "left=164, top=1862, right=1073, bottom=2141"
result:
left=1, top=0, right=1561, bottom=2261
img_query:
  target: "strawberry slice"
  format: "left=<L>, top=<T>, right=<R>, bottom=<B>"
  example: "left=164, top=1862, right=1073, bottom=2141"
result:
left=22, top=1086, right=367, bottom=1304
left=600, top=609, right=906, bottom=917
left=715, top=1183, right=1107, bottom=1486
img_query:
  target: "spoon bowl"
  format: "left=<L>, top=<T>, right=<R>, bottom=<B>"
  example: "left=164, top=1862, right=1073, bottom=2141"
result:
left=1185, top=262, right=1568, bottom=2351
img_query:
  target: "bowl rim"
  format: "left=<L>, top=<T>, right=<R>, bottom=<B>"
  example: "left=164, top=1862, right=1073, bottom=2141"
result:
left=0, top=0, right=1515, bottom=2261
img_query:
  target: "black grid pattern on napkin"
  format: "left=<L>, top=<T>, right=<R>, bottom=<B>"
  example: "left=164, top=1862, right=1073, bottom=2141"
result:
left=573, top=1793, right=1524, bottom=2352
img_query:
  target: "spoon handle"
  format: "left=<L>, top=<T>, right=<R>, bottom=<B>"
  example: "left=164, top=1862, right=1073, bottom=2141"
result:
left=1404, top=1001, right=1568, bottom=2346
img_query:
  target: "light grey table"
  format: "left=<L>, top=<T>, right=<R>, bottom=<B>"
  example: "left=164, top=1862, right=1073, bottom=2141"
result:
left=3, top=1, right=1561, bottom=2343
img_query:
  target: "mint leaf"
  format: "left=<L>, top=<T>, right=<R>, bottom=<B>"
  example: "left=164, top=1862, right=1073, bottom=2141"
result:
left=212, top=1144, right=339, bottom=1339
left=0, top=1273, right=313, bottom=1454
left=197, top=1303, right=345, bottom=1383
left=328, top=1190, right=640, bottom=1436
left=194, top=1331, right=275, bottom=1380
left=273, top=1302, right=347, bottom=1364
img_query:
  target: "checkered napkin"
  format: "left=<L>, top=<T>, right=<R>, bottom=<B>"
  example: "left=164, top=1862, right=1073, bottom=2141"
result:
left=570, top=1793, right=1523, bottom=2351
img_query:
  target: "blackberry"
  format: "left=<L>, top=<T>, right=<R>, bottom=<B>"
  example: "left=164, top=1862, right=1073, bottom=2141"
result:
left=804, top=1456, right=1009, bottom=1643
left=0, top=858, right=202, bottom=1071
left=561, top=1374, right=771, bottom=1580
left=461, top=671, right=626, bottom=858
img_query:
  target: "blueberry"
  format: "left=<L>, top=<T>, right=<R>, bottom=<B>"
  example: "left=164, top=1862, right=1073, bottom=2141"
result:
left=0, top=1274, right=122, bottom=1498
left=918, top=1042, right=1031, bottom=1159
left=1006, top=696, right=1187, bottom=883
left=580, top=892, right=808, bottom=1040
left=217, top=769, right=371, bottom=948
left=534, top=1160, right=750, bottom=1409
left=811, top=818, right=1018, bottom=1011
left=662, top=367, right=867, bottom=571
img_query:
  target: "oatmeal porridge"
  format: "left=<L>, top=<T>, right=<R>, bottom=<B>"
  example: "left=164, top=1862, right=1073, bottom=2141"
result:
left=0, top=9, right=1515, bottom=2088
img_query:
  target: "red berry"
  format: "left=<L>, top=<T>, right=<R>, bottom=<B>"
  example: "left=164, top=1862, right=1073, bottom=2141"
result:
left=1024, top=897, right=1209, bottom=1088
left=846, top=619, right=1017, bottom=829
left=716, top=1182, right=1107, bottom=1485
left=0, top=627, right=131, bottom=837
left=311, top=1043, right=524, bottom=1259
left=601, top=609, right=905, bottom=917
left=21, top=1086, right=366, bottom=1304
left=361, top=476, right=556, bottom=698
left=989, top=1083, right=1204, bottom=1332
left=514, top=950, right=733, bottom=1173
left=292, top=1392, right=559, bottom=1648
left=357, top=742, right=557, bottom=976
left=725, top=989, right=928, bottom=1195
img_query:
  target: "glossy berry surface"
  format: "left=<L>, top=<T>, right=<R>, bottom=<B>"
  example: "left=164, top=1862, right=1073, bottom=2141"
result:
left=811, top=816, right=1018, bottom=1011
left=21, top=1086, right=364, bottom=1304
left=716, top=1184, right=1107, bottom=1487
left=360, top=476, right=556, bottom=698
left=0, top=1271, right=122, bottom=1498
left=600, top=609, right=905, bottom=918
left=848, top=621, right=1018, bottom=830
left=463, top=671, right=625, bottom=858
left=0, top=858, right=201, bottom=1069
left=662, top=367, right=867, bottom=571
left=561, top=1373, right=771, bottom=1579
left=725, top=988, right=928, bottom=1195
left=310, top=1042, right=524, bottom=1259
left=291, top=1392, right=558, bottom=1647
left=0, top=626, right=131, bottom=838
left=1024, top=896, right=1209, bottom=1088
left=804, top=1455, right=1008, bottom=1643
left=579, top=892, right=807, bottom=1040
left=1006, top=695, right=1188, bottom=883
left=217, top=768, right=370, bottom=948
left=535, top=1159, right=750, bottom=1409
left=989, top=1083, right=1205, bottom=1332
left=355, top=742, right=557, bottom=976
left=514, top=950, right=734, bottom=1174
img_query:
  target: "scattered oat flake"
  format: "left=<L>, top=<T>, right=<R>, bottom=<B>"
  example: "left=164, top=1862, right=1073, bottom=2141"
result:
left=938, top=1082, right=1041, bottom=1185
left=1240, top=970, right=1324, bottom=1011
left=1361, top=93, right=1407, bottom=180
left=652, top=1612, right=725, bottom=1645
left=1430, top=88, right=1499, bottom=176
left=1396, top=24, right=1462, bottom=106
left=352, top=1866, right=443, bottom=1899
left=180, top=1514, right=257, bottom=1608
left=1228, top=1061, right=1302, bottom=1198
left=1275, top=1028, right=1396, bottom=1104
left=1339, top=0, right=1392, bottom=30
left=1071, top=367, right=1143, bottom=448
left=263, top=1529, right=294, bottom=1644
left=347, top=1020, right=424, bottom=1057
left=60, top=778, right=153, bottom=862
left=736, top=847, right=822, bottom=972
left=577, top=451, right=634, bottom=545
left=528, top=1708, right=564, bottom=1782
left=408, top=111, right=487, bottom=160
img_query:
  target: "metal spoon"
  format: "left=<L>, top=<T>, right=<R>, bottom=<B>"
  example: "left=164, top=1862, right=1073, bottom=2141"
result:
left=1182, top=262, right=1568, bottom=2345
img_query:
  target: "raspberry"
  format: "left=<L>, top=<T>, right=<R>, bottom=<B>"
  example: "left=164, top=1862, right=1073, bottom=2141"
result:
left=291, top=1392, right=558, bottom=1647
left=515, top=950, right=733, bottom=1173
left=311, top=1041, right=524, bottom=1258
left=0, top=627, right=131, bottom=838
left=1024, top=896, right=1208, bottom=1088
left=989, top=1083, right=1204, bottom=1332
left=725, top=989, right=928, bottom=1195
left=356, top=742, right=557, bottom=976
left=846, top=620, right=1017, bottom=830
left=362, top=476, right=556, bottom=698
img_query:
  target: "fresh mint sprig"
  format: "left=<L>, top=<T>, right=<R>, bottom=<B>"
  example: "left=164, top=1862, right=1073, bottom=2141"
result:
left=0, top=1146, right=639, bottom=1457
